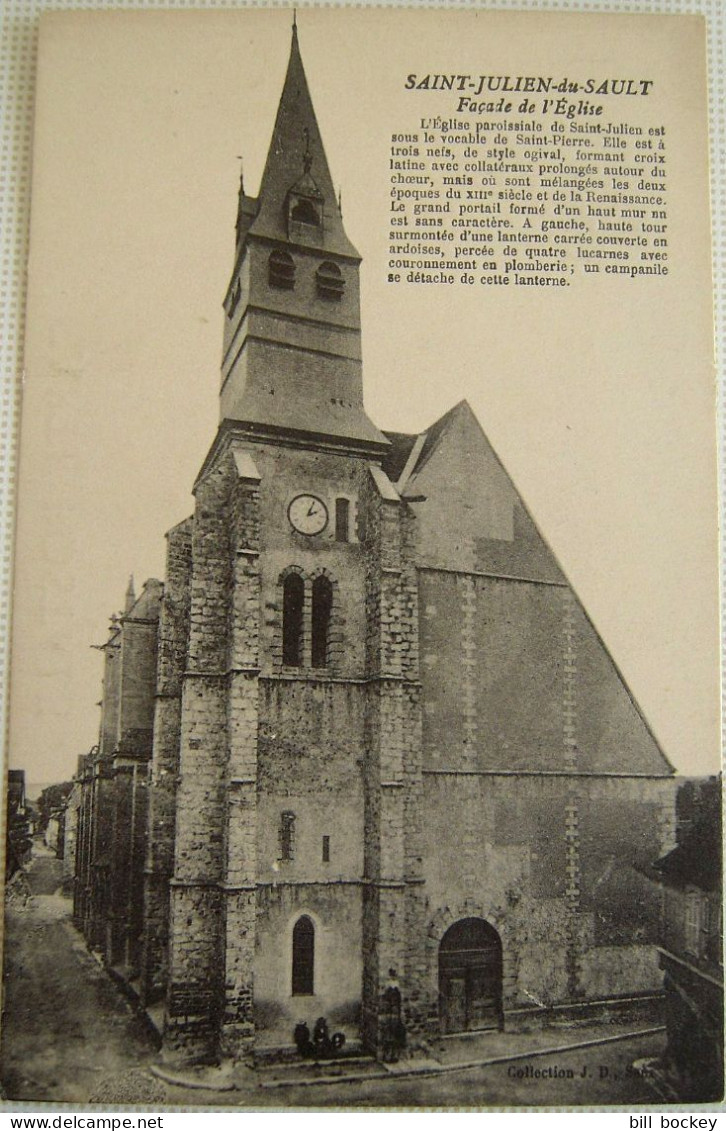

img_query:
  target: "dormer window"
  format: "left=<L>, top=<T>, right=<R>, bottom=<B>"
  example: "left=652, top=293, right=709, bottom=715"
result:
left=290, top=198, right=320, bottom=227
left=286, top=152, right=324, bottom=243
left=316, top=261, right=345, bottom=302
left=227, top=278, right=241, bottom=317
left=269, top=249, right=295, bottom=290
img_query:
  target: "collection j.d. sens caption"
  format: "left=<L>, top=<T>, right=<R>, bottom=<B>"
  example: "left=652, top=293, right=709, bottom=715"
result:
left=388, top=73, right=668, bottom=288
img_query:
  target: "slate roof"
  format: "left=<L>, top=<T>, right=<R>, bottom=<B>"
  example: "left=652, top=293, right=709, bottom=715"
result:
left=381, top=432, right=418, bottom=483
left=381, top=402, right=469, bottom=485
left=248, top=26, right=359, bottom=259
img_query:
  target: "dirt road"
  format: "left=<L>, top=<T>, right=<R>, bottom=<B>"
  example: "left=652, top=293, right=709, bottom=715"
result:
left=1, top=848, right=164, bottom=1105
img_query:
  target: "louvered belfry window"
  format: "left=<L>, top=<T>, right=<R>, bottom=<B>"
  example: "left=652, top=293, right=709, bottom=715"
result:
left=269, top=249, right=296, bottom=290
left=316, top=261, right=344, bottom=301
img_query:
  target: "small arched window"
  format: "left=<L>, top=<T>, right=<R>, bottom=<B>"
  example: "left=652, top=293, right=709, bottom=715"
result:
left=311, top=576, right=333, bottom=668
left=280, top=811, right=296, bottom=862
left=292, top=915, right=315, bottom=995
left=268, top=249, right=295, bottom=290
left=316, top=261, right=344, bottom=301
left=282, top=573, right=304, bottom=666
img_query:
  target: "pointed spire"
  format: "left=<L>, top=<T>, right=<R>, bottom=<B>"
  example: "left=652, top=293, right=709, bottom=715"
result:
left=124, top=575, right=135, bottom=613
left=248, top=24, right=358, bottom=258
left=218, top=21, right=387, bottom=450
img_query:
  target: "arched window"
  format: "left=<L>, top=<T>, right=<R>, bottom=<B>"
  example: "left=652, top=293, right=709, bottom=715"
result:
left=280, top=811, right=295, bottom=861
left=292, top=915, right=315, bottom=995
left=311, top=576, right=333, bottom=668
left=268, top=249, right=295, bottom=290
left=291, top=198, right=320, bottom=227
left=316, top=261, right=345, bottom=301
left=282, top=573, right=304, bottom=666
left=335, top=498, right=350, bottom=543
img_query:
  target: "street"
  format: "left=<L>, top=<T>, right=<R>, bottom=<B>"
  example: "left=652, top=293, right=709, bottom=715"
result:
left=1, top=849, right=667, bottom=1108
left=1, top=848, right=163, bottom=1105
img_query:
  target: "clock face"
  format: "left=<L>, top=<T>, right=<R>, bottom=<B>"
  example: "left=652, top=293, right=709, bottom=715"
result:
left=288, top=494, right=329, bottom=536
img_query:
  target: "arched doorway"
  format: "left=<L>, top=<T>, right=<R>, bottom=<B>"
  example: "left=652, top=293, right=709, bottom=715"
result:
left=438, top=918, right=503, bottom=1034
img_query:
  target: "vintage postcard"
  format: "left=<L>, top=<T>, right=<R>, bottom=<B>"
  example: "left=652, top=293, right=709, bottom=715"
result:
left=2, top=7, right=721, bottom=1109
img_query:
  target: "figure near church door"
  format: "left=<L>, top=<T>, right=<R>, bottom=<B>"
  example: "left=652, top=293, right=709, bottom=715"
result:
left=381, top=968, right=406, bottom=1063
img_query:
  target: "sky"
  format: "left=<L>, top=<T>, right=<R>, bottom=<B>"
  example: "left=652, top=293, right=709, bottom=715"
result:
left=9, top=7, right=720, bottom=786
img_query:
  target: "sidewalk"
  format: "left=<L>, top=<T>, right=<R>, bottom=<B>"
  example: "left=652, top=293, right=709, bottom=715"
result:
left=151, top=1016, right=665, bottom=1095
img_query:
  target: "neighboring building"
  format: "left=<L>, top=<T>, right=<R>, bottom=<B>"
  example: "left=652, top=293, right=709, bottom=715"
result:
left=654, top=777, right=723, bottom=1101
left=35, top=780, right=74, bottom=851
left=7, top=770, right=26, bottom=817
left=43, top=810, right=63, bottom=855
left=74, top=577, right=162, bottom=976
left=62, top=778, right=82, bottom=894
left=5, top=770, right=31, bottom=879
left=74, top=26, right=678, bottom=1065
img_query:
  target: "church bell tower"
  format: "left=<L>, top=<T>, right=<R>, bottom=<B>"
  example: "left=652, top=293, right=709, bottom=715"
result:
left=162, top=22, right=419, bottom=1065
left=219, top=23, right=386, bottom=452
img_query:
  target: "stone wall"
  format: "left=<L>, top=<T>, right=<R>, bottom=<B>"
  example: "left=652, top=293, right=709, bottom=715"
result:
left=73, top=582, right=162, bottom=980
left=166, top=455, right=234, bottom=1063
left=105, top=581, right=161, bottom=974
left=143, top=519, right=192, bottom=1003
left=416, top=555, right=675, bottom=1018
left=420, top=773, right=675, bottom=1024
left=359, top=471, right=426, bottom=1051
left=255, top=885, right=363, bottom=1049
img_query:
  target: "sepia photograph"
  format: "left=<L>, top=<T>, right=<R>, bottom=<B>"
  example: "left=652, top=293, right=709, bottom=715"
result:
left=1, top=6, right=721, bottom=1109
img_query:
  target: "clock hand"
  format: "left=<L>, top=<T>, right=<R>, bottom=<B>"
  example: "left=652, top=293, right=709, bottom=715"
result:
left=307, top=502, right=317, bottom=517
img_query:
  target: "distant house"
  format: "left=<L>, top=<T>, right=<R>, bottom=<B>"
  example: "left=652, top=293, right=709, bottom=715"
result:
left=44, top=809, right=64, bottom=857
left=7, top=770, right=26, bottom=815
left=654, top=777, right=723, bottom=1101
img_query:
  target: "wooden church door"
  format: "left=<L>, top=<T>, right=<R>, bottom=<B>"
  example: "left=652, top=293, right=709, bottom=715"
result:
left=444, top=975, right=467, bottom=1033
left=439, top=918, right=504, bottom=1034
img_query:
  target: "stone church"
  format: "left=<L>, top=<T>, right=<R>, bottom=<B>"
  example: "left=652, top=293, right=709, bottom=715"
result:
left=73, top=25, right=676, bottom=1064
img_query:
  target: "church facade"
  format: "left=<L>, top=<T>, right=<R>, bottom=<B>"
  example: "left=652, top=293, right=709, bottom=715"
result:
left=73, top=27, right=676, bottom=1065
